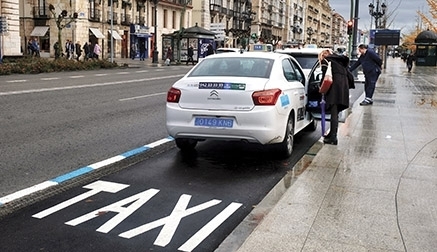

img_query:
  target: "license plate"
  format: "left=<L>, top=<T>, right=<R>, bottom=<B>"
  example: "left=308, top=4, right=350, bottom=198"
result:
left=194, top=117, right=234, bottom=128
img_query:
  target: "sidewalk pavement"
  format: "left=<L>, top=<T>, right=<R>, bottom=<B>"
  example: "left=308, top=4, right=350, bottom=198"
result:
left=114, top=58, right=186, bottom=68
left=217, top=58, right=437, bottom=252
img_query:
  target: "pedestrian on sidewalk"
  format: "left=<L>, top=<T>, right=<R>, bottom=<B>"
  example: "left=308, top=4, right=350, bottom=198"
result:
left=319, top=49, right=355, bottom=145
left=32, top=38, right=40, bottom=57
left=75, top=41, right=82, bottom=61
left=406, top=52, right=416, bottom=73
left=82, top=42, right=90, bottom=61
left=139, top=41, right=146, bottom=61
left=349, top=44, right=382, bottom=106
left=131, top=43, right=137, bottom=60
left=186, top=44, right=195, bottom=65
left=93, top=41, right=101, bottom=60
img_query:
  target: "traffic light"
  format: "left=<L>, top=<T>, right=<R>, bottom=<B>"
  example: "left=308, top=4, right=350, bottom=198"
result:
left=347, top=20, right=353, bottom=35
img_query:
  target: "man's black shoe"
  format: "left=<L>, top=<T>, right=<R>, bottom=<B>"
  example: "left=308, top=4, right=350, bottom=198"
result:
left=360, top=100, right=373, bottom=106
left=323, top=138, right=338, bottom=145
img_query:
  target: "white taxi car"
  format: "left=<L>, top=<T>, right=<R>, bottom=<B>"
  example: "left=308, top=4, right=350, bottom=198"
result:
left=166, top=52, right=317, bottom=157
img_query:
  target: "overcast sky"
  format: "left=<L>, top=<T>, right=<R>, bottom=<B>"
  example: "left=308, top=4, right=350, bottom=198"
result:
left=329, top=0, right=429, bottom=32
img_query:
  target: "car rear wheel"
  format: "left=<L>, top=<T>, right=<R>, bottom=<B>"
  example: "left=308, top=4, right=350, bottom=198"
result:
left=175, top=138, right=198, bottom=150
left=276, top=115, right=295, bottom=158
left=305, top=118, right=318, bottom=132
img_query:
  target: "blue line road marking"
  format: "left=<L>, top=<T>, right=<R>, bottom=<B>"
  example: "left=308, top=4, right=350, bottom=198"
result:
left=0, top=136, right=174, bottom=206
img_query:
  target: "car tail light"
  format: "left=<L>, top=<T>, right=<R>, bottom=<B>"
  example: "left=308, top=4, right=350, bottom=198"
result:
left=252, top=88, right=281, bottom=105
left=167, top=87, right=181, bottom=103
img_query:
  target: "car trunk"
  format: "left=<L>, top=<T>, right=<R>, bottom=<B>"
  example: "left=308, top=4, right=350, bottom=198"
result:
left=177, top=77, right=269, bottom=111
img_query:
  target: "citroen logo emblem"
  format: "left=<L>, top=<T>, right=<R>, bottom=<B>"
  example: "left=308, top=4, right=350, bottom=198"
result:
left=210, top=90, right=219, bottom=97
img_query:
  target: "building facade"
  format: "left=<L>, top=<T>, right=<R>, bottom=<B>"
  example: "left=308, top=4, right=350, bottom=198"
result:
left=2, top=0, right=349, bottom=60
left=1, top=0, right=21, bottom=58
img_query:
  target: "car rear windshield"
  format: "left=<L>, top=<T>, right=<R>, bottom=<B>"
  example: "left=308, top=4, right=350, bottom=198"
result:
left=189, top=57, right=274, bottom=78
left=288, top=55, right=318, bottom=70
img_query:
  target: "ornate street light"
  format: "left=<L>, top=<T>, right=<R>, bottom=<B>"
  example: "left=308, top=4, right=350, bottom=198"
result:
left=152, top=0, right=159, bottom=63
left=368, top=1, right=387, bottom=29
left=307, top=27, right=314, bottom=43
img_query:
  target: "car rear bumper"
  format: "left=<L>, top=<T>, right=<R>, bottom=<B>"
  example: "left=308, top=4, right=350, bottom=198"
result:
left=166, top=105, right=287, bottom=145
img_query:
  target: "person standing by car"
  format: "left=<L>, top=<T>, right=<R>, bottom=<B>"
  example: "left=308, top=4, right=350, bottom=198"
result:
left=349, top=44, right=382, bottom=106
left=319, top=49, right=354, bottom=145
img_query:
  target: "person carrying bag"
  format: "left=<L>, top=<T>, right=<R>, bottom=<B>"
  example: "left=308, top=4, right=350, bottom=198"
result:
left=318, top=49, right=354, bottom=145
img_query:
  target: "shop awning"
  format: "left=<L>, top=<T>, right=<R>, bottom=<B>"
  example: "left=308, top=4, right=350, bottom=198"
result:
left=30, top=26, right=49, bottom=37
left=108, top=30, right=122, bottom=40
left=89, top=28, right=105, bottom=39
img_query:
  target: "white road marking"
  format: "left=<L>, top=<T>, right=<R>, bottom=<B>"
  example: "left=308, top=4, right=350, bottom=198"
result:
left=119, top=92, right=166, bottom=101
left=116, top=72, right=130, bottom=75
left=32, top=181, right=129, bottom=219
left=119, top=195, right=221, bottom=246
left=30, top=179, right=242, bottom=251
left=95, top=73, right=108, bottom=76
left=0, top=74, right=184, bottom=96
left=178, top=202, right=243, bottom=252
left=41, top=77, right=60, bottom=80
left=136, top=70, right=149, bottom=73
left=6, top=80, right=27, bottom=83
left=65, top=189, right=160, bottom=234
left=0, top=181, right=57, bottom=204
left=70, top=75, right=85, bottom=78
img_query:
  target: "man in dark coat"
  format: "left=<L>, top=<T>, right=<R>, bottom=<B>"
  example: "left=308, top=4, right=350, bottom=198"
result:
left=186, top=45, right=194, bottom=65
left=319, top=49, right=354, bottom=145
left=82, top=42, right=90, bottom=61
left=349, top=44, right=382, bottom=106
left=75, top=41, right=82, bottom=61
left=406, top=52, right=416, bottom=73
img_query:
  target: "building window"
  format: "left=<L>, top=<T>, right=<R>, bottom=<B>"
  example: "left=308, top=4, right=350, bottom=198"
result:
left=172, top=11, right=176, bottom=29
left=152, top=6, right=155, bottom=26
left=163, top=9, right=168, bottom=28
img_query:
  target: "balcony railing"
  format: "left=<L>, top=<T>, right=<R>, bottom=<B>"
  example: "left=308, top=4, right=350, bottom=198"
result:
left=137, top=16, right=145, bottom=25
left=210, top=4, right=220, bottom=13
left=89, top=8, right=101, bottom=22
left=33, top=6, right=50, bottom=19
left=120, top=13, right=131, bottom=25
left=107, top=11, right=118, bottom=24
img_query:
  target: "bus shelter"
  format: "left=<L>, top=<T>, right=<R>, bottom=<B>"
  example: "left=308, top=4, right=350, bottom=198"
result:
left=162, top=23, right=216, bottom=64
left=414, top=30, right=437, bottom=66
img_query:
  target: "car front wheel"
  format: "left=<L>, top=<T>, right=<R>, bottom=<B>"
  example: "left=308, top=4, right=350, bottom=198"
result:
left=276, top=115, right=295, bottom=158
left=175, top=138, right=198, bottom=151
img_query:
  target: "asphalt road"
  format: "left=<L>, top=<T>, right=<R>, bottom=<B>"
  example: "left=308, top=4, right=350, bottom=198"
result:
left=0, top=67, right=185, bottom=197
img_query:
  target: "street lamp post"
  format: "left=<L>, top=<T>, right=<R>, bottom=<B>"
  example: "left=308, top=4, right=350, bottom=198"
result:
left=152, top=0, right=159, bottom=63
left=368, top=0, right=387, bottom=29
left=368, top=0, right=387, bottom=69
left=307, top=27, right=314, bottom=44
